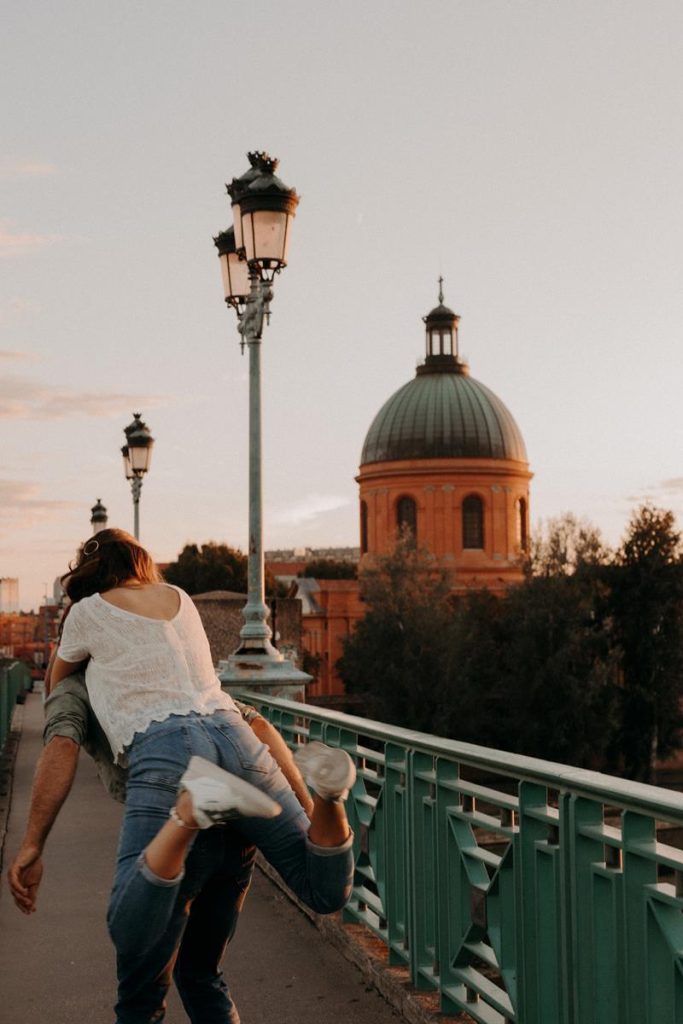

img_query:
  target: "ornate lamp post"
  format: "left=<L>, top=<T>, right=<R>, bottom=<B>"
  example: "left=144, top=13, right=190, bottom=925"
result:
left=214, top=151, right=309, bottom=695
left=122, top=413, right=154, bottom=540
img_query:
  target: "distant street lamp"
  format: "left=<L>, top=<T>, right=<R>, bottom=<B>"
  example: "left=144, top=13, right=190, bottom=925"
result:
left=122, top=413, right=154, bottom=540
left=90, top=498, right=108, bottom=534
left=213, top=151, right=309, bottom=694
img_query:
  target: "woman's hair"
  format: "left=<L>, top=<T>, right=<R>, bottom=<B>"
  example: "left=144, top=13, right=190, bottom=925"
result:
left=61, top=528, right=162, bottom=602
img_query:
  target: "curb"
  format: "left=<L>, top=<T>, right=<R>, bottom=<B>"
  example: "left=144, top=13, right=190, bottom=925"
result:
left=256, top=853, right=470, bottom=1024
left=0, top=702, right=25, bottom=873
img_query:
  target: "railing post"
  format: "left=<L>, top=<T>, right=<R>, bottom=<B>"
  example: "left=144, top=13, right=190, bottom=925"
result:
left=622, top=812, right=657, bottom=1024
left=384, top=742, right=411, bottom=965
left=409, top=750, right=438, bottom=990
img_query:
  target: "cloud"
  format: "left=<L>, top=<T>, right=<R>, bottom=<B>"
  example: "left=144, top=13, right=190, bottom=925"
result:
left=628, top=478, right=683, bottom=502
left=0, top=222, right=61, bottom=257
left=0, top=348, right=36, bottom=362
left=659, top=478, right=683, bottom=493
left=0, top=160, right=57, bottom=179
left=0, top=374, right=166, bottom=420
left=0, top=480, right=78, bottom=529
left=272, top=493, right=351, bottom=527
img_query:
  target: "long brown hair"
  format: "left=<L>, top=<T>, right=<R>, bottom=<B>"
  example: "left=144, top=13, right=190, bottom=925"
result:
left=61, top=528, right=161, bottom=602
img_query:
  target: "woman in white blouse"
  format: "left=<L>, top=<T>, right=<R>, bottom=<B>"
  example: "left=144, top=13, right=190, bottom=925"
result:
left=49, top=528, right=355, bottom=1024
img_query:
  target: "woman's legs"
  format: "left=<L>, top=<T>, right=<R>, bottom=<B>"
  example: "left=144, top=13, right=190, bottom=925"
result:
left=143, top=790, right=197, bottom=879
left=308, top=793, right=351, bottom=847
left=109, top=710, right=355, bottom=981
left=206, top=711, right=355, bottom=914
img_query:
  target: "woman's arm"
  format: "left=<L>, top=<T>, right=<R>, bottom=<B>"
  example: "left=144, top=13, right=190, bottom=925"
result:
left=249, top=716, right=314, bottom=817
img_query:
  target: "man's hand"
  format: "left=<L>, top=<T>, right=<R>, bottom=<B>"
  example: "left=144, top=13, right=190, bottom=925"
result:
left=8, top=844, right=44, bottom=914
left=5, top=735, right=80, bottom=916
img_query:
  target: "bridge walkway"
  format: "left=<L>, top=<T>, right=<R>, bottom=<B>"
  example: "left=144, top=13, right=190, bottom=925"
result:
left=0, top=694, right=406, bottom=1024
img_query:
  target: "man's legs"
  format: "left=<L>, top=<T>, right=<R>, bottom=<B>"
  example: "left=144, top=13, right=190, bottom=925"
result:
left=113, top=830, right=254, bottom=1024
left=174, top=838, right=256, bottom=1024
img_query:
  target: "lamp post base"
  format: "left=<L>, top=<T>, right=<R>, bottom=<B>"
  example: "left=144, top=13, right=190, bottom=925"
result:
left=218, top=650, right=310, bottom=701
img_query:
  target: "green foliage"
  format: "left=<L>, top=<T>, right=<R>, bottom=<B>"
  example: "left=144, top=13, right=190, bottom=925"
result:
left=338, top=540, right=452, bottom=731
left=440, top=577, right=620, bottom=768
left=528, top=512, right=609, bottom=577
left=339, top=505, right=683, bottom=777
left=300, top=558, right=357, bottom=580
left=164, top=542, right=248, bottom=596
left=607, top=504, right=683, bottom=781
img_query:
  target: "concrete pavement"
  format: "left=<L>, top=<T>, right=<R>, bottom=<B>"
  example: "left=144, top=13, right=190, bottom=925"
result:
left=1, top=693, right=401, bottom=1024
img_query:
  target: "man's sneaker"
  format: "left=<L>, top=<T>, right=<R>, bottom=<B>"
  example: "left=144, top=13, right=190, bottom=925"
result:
left=179, top=755, right=281, bottom=829
left=293, top=741, right=356, bottom=802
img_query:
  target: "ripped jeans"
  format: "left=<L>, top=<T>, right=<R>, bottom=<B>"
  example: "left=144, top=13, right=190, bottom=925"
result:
left=107, top=709, right=354, bottom=1024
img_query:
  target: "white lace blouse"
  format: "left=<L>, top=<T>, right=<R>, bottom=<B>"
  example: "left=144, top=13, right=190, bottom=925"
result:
left=57, top=586, right=236, bottom=763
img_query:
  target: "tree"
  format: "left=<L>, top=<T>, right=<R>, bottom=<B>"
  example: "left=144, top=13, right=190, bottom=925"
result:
left=339, top=530, right=620, bottom=769
left=163, top=542, right=248, bottom=595
left=338, top=539, right=453, bottom=731
left=440, top=576, right=620, bottom=768
left=300, top=558, right=357, bottom=580
left=529, top=512, right=609, bottom=577
left=607, top=505, right=683, bottom=781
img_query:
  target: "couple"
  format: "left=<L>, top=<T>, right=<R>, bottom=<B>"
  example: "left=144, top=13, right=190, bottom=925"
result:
left=8, top=528, right=356, bottom=1024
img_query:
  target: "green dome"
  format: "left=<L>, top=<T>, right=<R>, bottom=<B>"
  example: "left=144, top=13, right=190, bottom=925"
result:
left=361, top=369, right=528, bottom=465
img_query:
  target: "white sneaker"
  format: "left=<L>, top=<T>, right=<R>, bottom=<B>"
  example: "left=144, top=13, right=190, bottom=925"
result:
left=179, top=755, right=281, bottom=829
left=293, top=741, right=356, bottom=802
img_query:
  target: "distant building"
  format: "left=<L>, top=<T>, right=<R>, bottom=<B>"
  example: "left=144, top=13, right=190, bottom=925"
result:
left=191, top=592, right=304, bottom=669
left=0, top=578, right=19, bottom=613
left=265, top=546, right=359, bottom=580
left=0, top=613, right=37, bottom=658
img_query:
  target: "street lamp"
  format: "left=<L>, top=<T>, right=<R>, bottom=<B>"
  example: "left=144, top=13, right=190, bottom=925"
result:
left=213, top=151, right=309, bottom=695
left=90, top=498, right=108, bottom=534
left=122, top=413, right=154, bottom=540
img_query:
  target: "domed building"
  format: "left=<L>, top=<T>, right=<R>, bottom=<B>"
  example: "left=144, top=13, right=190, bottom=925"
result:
left=357, top=284, right=532, bottom=591
left=296, top=285, right=532, bottom=698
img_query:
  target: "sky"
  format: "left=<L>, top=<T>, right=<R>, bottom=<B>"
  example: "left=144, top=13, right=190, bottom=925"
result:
left=2, top=0, right=682, bottom=610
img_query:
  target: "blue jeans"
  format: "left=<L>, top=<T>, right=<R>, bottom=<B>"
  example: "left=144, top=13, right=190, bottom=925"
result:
left=107, top=710, right=354, bottom=1024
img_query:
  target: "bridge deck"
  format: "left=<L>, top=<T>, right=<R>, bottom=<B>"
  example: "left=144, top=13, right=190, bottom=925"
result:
left=1, top=694, right=402, bottom=1024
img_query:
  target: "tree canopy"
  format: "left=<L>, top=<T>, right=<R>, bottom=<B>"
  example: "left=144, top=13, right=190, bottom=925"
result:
left=608, top=505, right=683, bottom=780
left=338, top=504, right=683, bottom=780
left=300, top=558, right=358, bottom=580
left=163, top=542, right=248, bottom=595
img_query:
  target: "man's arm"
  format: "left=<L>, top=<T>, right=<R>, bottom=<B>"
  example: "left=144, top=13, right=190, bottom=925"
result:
left=7, top=736, right=80, bottom=914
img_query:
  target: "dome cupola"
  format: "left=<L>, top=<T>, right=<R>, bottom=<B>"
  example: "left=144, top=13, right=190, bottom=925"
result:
left=361, top=283, right=527, bottom=466
left=421, top=276, right=464, bottom=373
left=357, top=283, right=532, bottom=589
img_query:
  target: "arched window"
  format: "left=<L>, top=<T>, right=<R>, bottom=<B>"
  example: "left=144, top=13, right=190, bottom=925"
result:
left=518, top=497, right=528, bottom=552
left=360, top=500, right=368, bottom=555
left=396, top=495, right=417, bottom=543
left=462, top=495, right=484, bottom=549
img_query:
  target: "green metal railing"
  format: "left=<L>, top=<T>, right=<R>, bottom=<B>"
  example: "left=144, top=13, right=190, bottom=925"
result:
left=236, top=690, right=683, bottom=1024
left=0, top=661, right=31, bottom=754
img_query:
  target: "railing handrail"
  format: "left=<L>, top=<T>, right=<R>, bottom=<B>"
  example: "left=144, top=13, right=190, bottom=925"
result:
left=237, top=690, right=683, bottom=822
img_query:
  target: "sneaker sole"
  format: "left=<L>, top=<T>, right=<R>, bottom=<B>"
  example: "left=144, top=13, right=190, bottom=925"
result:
left=183, top=755, right=281, bottom=819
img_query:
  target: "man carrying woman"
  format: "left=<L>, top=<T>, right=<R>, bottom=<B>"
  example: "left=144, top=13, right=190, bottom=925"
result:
left=8, top=529, right=356, bottom=1024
